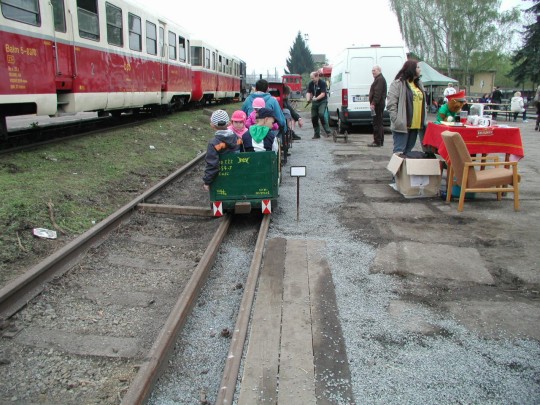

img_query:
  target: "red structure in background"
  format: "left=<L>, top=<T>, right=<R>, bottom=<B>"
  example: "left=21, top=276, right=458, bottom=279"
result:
left=282, top=74, right=303, bottom=99
left=317, top=66, right=332, bottom=78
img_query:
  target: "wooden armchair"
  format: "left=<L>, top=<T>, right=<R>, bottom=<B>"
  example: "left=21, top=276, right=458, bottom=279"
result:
left=441, top=131, right=520, bottom=212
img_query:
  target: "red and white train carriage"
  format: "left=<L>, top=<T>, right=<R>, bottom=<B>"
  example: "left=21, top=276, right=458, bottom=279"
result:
left=0, top=0, right=246, bottom=135
left=190, top=39, right=242, bottom=104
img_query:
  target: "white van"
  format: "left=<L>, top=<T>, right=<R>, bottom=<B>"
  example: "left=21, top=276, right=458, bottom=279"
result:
left=327, top=45, right=407, bottom=133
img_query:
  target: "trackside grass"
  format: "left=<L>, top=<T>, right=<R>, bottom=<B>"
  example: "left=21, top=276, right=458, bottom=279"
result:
left=0, top=104, right=242, bottom=285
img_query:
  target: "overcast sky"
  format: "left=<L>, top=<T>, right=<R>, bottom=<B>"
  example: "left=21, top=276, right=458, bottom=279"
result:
left=148, top=0, right=531, bottom=75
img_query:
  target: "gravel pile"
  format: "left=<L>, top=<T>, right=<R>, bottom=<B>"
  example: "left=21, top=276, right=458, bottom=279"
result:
left=150, top=125, right=540, bottom=404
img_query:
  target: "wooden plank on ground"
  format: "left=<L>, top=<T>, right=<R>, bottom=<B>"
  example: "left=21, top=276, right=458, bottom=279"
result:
left=237, top=238, right=286, bottom=405
left=278, top=239, right=316, bottom=404
left=307, top=240, right=355, bottom=404
left=137, top=203, right=213, bottom=217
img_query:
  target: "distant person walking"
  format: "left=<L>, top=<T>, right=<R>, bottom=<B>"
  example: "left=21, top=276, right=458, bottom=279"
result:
left=443, top=82, right=456, bottom=103
left=368, top=65, right=387, bottom=147
left=491, top=86, right=503, bottom=119
left=386, top=60, right=427, bottom=155
left=306, top=71, right=331, bottom=139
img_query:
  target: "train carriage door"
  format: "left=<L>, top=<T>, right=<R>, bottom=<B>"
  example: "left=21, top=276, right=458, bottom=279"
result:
left=50, top=0, right=73, bottom=89
left=104, top=2, right=125, bottom=109
left=159, top=23, right=167, bottom=90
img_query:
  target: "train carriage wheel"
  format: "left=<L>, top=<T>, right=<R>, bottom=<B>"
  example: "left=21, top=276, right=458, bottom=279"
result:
left=1, top=115, right=7, bottom=140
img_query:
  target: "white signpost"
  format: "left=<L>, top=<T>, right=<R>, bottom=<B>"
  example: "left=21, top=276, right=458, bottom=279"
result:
left=290, top=166, right=306, bottom=221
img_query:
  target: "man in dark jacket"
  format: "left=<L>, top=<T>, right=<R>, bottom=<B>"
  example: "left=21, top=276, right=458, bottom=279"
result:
left=306, top=71, right=331, bottom=139
left=491, top=86, right=503, bottom=119
left=368, top=65, right=387, bottom=147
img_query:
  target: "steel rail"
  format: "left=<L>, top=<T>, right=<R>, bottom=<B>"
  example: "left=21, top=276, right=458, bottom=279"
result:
left=216, top=214, right=271, bottom=404
left=120, top=214, right=232, bottom=405
left=0, top=153, right=205, bottom=320
left=0, top=115, right=148, bottom=154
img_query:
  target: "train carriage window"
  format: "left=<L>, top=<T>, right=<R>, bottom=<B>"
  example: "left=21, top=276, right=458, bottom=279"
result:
left=2, top=0, right=40, bottom=26
left=77, top=0, right=99, bottom=40
left=168, top=31, right=176, bottom=60
left=191, top=46, right=201, bottom=66
left=105, top=3, right=122, bottom=47
left=146, top=21, right=157, bottom=55
left=178, top=35, right=186, bottom=63
left=51, top=0, right=65, bottom=32
left=128, top=13, right=141, bottom=51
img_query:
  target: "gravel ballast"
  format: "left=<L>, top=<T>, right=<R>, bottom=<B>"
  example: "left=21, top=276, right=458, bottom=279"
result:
left=150, top=121, right=540, bottom=404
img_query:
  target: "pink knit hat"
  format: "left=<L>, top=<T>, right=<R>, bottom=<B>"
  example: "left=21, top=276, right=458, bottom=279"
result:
left=252, top=98, right=265, bottom=109
left=231, top=110, right=246, bottom=122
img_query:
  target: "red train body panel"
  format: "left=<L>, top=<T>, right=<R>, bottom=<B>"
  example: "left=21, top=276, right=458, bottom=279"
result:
left=0, top=0, right=246, bottom=134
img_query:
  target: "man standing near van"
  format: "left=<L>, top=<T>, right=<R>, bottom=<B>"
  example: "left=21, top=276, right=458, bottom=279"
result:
left=306, top=71, right=331, bottom=139
left=368, top=65, right=387, bottom=147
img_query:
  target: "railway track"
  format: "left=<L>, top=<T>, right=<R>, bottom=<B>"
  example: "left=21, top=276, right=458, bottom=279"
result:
left=0, top=151, right=269, bottom=403
left=0, top=101, right=237, bottom=154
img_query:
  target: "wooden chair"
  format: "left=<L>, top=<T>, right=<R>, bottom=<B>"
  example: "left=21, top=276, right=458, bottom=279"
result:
left=441, top=131, right=520, bottom=212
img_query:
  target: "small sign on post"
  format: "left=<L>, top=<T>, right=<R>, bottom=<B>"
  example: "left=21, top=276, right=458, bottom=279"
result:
left=290, top=166, right=306, bottom=221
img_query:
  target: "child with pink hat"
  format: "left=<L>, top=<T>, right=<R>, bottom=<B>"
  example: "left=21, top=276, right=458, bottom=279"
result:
left=245, top=98, right=279, bottom=131
left=228, top=110, right=248, bottom=138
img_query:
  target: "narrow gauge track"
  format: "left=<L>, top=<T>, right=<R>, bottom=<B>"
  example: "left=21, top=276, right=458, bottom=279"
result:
left=0, top=151, right=268, bottom=403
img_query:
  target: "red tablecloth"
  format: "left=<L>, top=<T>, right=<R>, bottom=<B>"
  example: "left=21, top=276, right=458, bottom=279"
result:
left=423, top=122, right=525, bottom=162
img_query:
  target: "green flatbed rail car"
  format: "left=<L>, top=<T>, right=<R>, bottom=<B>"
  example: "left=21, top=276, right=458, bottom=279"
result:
left=209, top=151, right=279, bottom=215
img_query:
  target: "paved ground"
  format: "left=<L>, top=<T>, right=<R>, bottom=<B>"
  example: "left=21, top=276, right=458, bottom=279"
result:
left=329, top=114, right=540, bottom=340
left=237, top=113, right=540, bottom=403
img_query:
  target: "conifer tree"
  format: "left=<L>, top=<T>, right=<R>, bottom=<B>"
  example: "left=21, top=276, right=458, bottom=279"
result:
left=285, top=32, right=314, bottom=75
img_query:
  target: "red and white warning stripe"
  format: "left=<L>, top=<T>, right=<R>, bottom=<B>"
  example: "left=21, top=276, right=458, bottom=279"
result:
left=262, top=199, right=271, bottom=214
left=213, top=202, right=223, bottom=217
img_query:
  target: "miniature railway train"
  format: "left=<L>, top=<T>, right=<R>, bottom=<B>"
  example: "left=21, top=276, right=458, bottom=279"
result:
left=0, top=0, right=247, bottom=136
left=209, top=151, right=280, bottom=216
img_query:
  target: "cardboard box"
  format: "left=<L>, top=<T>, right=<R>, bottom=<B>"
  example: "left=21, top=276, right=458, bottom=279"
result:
left=387, top=154, right=442, bottom=198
